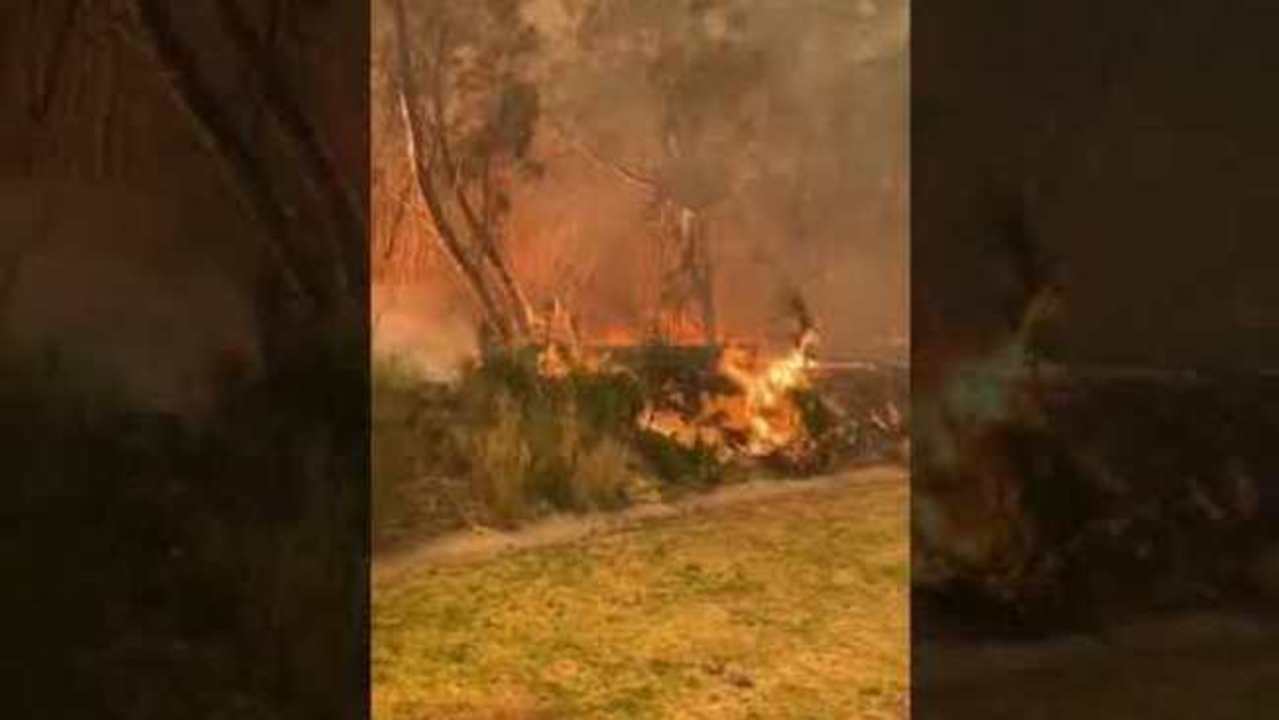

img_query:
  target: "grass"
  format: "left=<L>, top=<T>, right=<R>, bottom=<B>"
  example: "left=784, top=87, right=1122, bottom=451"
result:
left=372, top=471, right=908, bottom=719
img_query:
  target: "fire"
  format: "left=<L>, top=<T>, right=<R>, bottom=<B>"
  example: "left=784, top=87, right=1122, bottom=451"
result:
left=531, top=296, right=824, bottom=467
left=638, top=326, right=821, bottom=462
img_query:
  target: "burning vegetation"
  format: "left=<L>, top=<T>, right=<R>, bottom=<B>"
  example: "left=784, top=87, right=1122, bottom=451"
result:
left=635, top=306, right=822, bottom=466
left=371, top=0, right=907, bottom=546
left=374, top=300, right=906, bottom=547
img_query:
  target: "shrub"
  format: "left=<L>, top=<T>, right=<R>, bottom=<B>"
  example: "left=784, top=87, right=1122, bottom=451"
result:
left=372, top=354, right=463, bottom=545
left=374, top=342, right=842, bottom=535
left=568, top=435, right=633, bottom=511
left=633, top=429, right=727, bottom=491
left=465, top=389, right=534, bottom=527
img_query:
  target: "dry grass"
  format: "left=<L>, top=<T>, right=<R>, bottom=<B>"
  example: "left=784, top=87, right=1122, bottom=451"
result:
left=468, top=390, right=536, bottom=527
left=568, top=435, right=633, bottom=511
left=373, top=472, right=908, bottom=719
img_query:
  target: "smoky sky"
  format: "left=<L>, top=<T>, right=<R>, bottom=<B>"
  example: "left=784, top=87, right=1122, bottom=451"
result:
left=373, top=0, right=908, bottom=364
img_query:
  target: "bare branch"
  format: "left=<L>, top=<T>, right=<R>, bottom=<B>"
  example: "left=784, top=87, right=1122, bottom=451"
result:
left=381, top=177, right=414, bottom=264
left=213, top=0, right=367, bottom=297
left=546, top=119, right=658, bottom=194
left=126, top=0, right=318, bottom=308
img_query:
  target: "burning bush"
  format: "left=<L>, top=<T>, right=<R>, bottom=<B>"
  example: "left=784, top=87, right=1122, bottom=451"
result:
left=373, top=332, right=908, bottom=543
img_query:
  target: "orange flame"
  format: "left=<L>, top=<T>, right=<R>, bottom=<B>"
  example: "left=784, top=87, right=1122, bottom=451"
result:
left=532, top=297, right=822, bottom=464
left=638, top=327, right=820, bottom=460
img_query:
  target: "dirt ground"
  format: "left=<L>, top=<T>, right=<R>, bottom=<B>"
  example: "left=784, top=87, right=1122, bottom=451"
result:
left=373, top=466, right=908, bottom=719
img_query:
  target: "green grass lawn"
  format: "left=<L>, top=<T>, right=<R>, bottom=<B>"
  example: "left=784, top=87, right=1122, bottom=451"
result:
left=372, top=470, right=908, bottom=719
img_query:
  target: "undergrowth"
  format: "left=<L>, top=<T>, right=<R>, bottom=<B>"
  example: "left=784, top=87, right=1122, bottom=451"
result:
left=452, top=349, right=646, bottom=527
left=371, top=343, right=910, bottom=544
left=373, top=344, right=750, bottom=542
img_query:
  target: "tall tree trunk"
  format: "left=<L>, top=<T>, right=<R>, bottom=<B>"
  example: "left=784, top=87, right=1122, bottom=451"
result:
left=472, top=215, right=535, bottom=338
left=420, top=31, right=533, bottom=343
left=656, top=201, right=716, bottom=343
left=388, top=0, right=538, bottom=347
left=680, top=207, right=716, bottom=343
left=389, top=0, right=515, bottom=344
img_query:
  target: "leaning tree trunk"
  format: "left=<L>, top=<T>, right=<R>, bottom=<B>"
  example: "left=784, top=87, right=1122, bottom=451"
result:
left=388, top=0, right=510, bottom=343
left=388, top=0, right=533, bottom=347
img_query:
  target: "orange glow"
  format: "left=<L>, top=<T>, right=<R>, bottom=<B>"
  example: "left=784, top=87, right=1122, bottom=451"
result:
left=531, top=298, right=820, bottom=463
left=637, top=327, right=820, bottom=461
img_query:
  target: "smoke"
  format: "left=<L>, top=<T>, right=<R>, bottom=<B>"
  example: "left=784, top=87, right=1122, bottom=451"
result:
left=373, top=0, right=907, bottom=368
left=0, top=181, right=263, bottom=420
left=372, top=282, right=478, bottom=381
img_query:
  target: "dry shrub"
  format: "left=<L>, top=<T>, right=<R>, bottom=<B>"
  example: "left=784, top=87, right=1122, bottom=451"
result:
left=465, top=389, right=630, bottom=522
left=569, top=435, right=632, bottom=511
left=467, top=390, right=534, bottom=527
left=372, top=354, right=464, bottom=546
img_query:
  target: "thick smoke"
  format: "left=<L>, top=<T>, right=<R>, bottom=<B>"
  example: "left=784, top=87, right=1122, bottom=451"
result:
left=373, top=0, right=907, bottom=368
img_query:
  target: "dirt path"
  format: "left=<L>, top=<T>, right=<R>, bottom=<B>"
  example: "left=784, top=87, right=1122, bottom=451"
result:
left=373, top=466, right=908, bottom=719
left=374, top=465, right=906, bottom=585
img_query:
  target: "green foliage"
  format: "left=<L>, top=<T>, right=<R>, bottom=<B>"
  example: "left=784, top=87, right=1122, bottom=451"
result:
left=559, top=0, right=798, bottom=207
left=395, top=0, right=543, bottom=176
left=448, top=348, right=649, bottom=523
left=564, top=367, right=647, bottom=436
